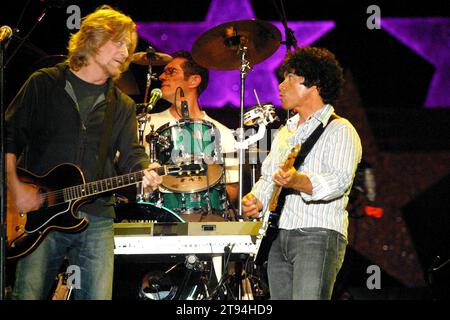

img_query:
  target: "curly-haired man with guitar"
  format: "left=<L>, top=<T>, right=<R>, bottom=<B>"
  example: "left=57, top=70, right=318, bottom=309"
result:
left=242, top=47, right=362, bottom=300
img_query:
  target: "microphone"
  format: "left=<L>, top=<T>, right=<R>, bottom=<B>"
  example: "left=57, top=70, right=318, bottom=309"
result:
left=139, top=88, right=162, bottom=114
left=179, top=88, right=189, bottom=119
left=0, top=25, right=13, bottom=45
left=148, top=88, right=162, bottom=110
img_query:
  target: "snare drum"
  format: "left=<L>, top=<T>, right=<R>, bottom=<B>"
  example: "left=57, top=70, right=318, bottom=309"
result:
left=155, top=119, right=224, bottom=193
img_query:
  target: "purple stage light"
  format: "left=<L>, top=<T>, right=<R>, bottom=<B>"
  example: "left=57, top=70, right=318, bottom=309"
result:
left=137, top=0, right=334, bottom=108
left=382, top=18, right=450, bottom=108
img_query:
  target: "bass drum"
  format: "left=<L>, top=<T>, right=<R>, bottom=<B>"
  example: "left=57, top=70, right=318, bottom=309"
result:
left=114, top=202, right=185, bottom=223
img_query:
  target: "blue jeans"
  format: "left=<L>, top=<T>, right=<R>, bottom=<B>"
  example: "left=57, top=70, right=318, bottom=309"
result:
left=267, top=228, right=347, bottom=300
left=12, top=214, right=114, bottom=300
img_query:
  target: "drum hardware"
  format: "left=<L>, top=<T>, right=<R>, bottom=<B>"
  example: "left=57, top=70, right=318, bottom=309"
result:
left=138, top=256, right=210, bottom=300
left=172, top=254, right=206, bottom=300
left=192, top=20, right=281, bottom=219
left=245, top=89, right=278, bottom=127
left=136, top=109, right=149, bottom=202
left=244, top=103, right=278, bottom=127
left=248, top=139, right=258, bottom=188
left=133, top=47, right=170, bottom=202
left=244, top=91, right=278, bottom=188
left=136, top=46, right=168, bottom=107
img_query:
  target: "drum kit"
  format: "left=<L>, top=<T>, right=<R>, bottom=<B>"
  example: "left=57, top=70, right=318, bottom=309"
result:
left=115, top=19, right=282, bottom=300
left=118, top=19, right=281, bottom=220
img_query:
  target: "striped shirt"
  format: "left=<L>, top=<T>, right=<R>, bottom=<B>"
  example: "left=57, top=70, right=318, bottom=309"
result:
left=251, top=104, right=362, bottom=238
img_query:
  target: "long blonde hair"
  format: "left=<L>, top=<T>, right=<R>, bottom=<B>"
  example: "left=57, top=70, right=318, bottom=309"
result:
left=67, top=5, right=137, bottom=76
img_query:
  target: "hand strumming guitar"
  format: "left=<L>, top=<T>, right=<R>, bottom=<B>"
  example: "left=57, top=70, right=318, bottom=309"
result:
left=6, top=153, right=43, bottom=213
left=242, top=193, right=263, bottom=218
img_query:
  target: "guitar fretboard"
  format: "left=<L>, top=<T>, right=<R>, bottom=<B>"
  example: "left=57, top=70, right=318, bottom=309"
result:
left=62, top=168, right=163, bottom=202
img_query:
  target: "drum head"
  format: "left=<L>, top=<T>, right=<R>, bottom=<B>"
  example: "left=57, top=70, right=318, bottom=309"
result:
left=156, top=119, right=224, bottom=193
left=114, top=202, right=184, bottom=222
left=162, top=163, right=223, bottom=193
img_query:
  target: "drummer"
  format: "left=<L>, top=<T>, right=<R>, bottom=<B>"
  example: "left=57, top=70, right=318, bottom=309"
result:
left=142, top=51, right=239, bottom=217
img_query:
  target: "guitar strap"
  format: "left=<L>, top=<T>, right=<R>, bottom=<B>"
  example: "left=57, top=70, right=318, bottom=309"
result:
left=275, top=113, right=340, bottom=211
left=95, top=88, right=117, bottom=180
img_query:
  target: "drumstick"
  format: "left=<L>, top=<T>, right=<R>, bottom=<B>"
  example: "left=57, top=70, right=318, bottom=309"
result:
left=253, top=89, right=262, bottom=108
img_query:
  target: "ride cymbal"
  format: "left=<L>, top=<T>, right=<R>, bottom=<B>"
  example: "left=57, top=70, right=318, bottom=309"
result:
left=131, top=51, right=173, bottom=66
left=192, top=19, right=281, bottom=70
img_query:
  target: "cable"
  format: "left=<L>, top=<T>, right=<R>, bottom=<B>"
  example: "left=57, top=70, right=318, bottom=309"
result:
left=205, top=243, right=235, bottom=300
left=173, top=87, right=183, bottom=119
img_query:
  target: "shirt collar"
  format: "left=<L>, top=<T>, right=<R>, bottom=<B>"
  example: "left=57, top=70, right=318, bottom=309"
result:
left=286, top=104, right=335, bottom=130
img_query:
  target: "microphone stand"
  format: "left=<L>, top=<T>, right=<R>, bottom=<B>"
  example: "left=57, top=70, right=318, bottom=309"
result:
left=1, top=5, right=49, bottom=302
left=273, top=0, right=298, bottom=121
left=5, top=8, right=48, bottom=68
left=1, top=4, right=51, bottom=300
left=0, top=33, right=7, bottom=301
left=236, top=44, right=251, bottom=220
left=136, top=48, right=158, bottom=202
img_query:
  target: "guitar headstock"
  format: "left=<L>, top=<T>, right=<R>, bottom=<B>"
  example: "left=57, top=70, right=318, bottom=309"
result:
left=165, top=163, right=207, bottom=177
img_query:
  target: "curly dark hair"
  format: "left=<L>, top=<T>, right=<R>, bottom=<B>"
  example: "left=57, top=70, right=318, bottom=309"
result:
left=171, top=51, right=209, bottom=95
left=279, top=47, right=344, bottom=105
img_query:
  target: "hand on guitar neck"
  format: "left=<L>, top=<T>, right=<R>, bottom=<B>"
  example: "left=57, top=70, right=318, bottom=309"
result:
left=141, top=162, right=163, bottom=192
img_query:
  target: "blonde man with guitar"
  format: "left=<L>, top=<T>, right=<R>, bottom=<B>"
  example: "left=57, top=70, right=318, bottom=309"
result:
left=5, top=6, right=163, bottom=299
left=242, top=47, right=362, bottom=300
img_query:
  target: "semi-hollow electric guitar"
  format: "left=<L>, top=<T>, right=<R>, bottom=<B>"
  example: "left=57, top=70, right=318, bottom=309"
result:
left=6, top=162, right=206, bottom=260
left=253, top=144, right=301, bottom=265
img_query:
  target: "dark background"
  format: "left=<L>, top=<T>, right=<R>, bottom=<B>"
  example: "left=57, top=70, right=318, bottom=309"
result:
left=2, top=0, right=449, bottom=299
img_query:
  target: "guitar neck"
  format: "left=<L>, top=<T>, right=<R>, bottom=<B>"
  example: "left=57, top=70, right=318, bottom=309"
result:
left=268, top=185, right=282, bottom=212
left=267, top=144, right=301, bottom=213
left=63, top=167, right=166, bottom=202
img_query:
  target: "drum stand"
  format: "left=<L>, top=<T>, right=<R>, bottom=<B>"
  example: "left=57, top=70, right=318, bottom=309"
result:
left=234, top=44, right=278, bottom=216
left=136, top=47, right=159, bottom=202
left=235, top=44, right=250, bottom=219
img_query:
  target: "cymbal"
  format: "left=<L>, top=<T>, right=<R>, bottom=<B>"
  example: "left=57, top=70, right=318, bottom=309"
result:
left=131, top=51, right=173, bottom=66
left=116, top=69, right=140, bottom=96
left=192, top=19, right=281, bottom=70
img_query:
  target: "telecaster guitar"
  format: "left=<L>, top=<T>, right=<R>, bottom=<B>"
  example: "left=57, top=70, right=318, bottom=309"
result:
left=253, top=144, right=300, bottom=265
left=6, top=162, right=206, bottom=260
